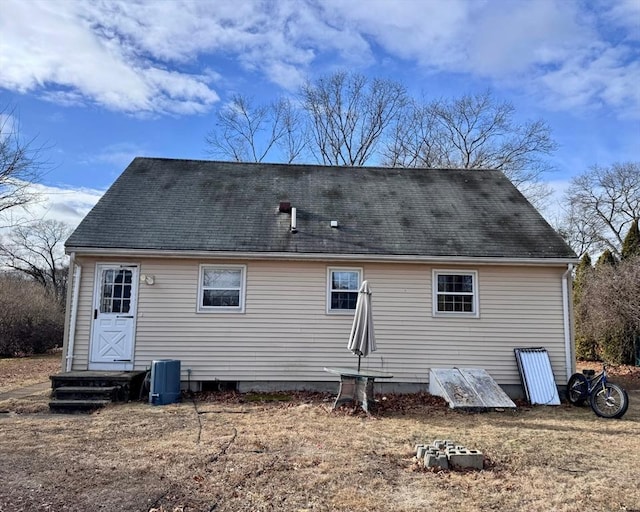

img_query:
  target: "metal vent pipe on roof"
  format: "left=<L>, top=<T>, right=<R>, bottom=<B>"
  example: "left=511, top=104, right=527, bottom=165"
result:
left=291, top=207, right=297, bottom=233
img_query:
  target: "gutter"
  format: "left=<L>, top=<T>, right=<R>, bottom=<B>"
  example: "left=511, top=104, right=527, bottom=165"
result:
left=561, top=264, right=575, bottom=381
left=65, top=247, right=578, bottom=267
left=64, top=255, right=82, bottom=372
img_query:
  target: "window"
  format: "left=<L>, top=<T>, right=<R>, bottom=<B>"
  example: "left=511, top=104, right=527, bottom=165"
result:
left=433, top=270, right=478, bottom=317
left=327, top=268, right=362, bottom=313
left=198, top=265, right=246, bottom=313
left=100, top=268, right=133, bottom=314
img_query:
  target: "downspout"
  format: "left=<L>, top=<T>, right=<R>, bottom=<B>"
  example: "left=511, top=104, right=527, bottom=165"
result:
left=64, top=255, right=82, bottom=372
left=561, top=264, right=575, bottom=382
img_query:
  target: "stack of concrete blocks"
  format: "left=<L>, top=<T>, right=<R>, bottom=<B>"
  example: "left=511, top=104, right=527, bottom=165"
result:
left=415, top=440, right=484, bottom=470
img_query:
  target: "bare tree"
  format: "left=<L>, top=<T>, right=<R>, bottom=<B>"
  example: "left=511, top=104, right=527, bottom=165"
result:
left=301, top=71, right=408, bottom=166
left=563, top=162, right=640, bottom=257
left=579, top=255, right=640, bottom=364
left=1, top=105, right=45, bottom=222
left=203, top=76, right=557, bottom=206
left=382, top=91, right=556, bottom=204
left=205, top=95, right=306, bottom=163
left=381, top=99, right=443, bottom=168
left=0, top=219, right=72, bottom=302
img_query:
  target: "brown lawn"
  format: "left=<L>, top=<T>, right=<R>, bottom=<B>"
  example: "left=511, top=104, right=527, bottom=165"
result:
left=0, top=357, right=639, bottom=512
left=0, top=352, right=62, bottom=393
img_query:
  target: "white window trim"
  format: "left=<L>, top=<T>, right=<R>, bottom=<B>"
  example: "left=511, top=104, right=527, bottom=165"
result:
left=197, top=264, right=247, bottom=313
left=432, top=269, right=479, bottom=318
left=326, top=267, right=363, bottom=315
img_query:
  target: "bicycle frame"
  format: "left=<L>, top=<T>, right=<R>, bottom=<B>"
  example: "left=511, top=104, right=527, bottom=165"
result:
left=581, top=365, right=608, bottom=396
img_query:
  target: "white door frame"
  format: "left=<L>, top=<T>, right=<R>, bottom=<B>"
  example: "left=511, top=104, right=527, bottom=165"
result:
left=88, top=263, right=139, bottom=371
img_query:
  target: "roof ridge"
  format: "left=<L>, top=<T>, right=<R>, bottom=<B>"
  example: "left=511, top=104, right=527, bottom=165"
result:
left=131, top=156, right=502, bottom=173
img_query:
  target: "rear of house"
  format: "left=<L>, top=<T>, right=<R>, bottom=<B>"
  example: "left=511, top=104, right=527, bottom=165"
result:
left=62, top=158, right=577, bottom=397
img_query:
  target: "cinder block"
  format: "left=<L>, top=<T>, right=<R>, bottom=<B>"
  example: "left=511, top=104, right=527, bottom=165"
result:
left=415, top=444, right=425, bottom=452
left=416, top=446, right=427, bottom=458
left=448, top=450, right=484, bottom=470
left=436, top=454, right=449, bottom=469
left=424, top=452, right=440, bottom=468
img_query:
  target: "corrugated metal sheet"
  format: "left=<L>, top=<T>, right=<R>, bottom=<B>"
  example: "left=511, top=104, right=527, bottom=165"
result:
left=514, top=348, right=561, bottom=405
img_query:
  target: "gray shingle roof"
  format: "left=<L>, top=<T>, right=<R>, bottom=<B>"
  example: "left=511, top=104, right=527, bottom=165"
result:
left=65, top=157, right=576, bottom=260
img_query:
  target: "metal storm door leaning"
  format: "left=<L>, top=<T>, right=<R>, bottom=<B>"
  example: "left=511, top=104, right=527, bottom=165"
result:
left=89, top=264, right=139, bottom=370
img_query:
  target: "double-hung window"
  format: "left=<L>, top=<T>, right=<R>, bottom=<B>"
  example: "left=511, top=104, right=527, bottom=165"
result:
left=327, top=267, right=362, bottom=313
left=198, top=265, right=246, bottom=313
left=433, top=270, right=478, bottom=317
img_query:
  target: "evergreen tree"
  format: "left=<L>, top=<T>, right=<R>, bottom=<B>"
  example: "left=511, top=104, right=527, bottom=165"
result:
left=573, top=253, right=592, bottom=301
left=596, top=249, right=617, bottom=267
left=573, top=253, right=597, bottom=360
left=621, top=219, right=640, bottom=260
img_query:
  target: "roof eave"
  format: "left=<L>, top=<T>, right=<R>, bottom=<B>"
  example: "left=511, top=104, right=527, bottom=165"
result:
left=66, top=247, right=578, bottom=266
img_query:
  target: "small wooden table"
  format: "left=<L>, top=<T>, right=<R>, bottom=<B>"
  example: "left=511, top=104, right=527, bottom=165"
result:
left=324, top=367, right=393, bottom=413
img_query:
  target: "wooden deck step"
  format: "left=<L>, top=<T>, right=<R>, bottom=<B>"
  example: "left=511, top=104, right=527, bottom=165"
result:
left=53, top=386, right=120, bottom=401
left=49, top=399, right=111, bottom=413
left=48, top=370, right=147, bottom=413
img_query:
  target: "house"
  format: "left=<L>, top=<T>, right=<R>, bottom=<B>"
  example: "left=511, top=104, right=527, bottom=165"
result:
left=61, top=157, right=577, bottom=397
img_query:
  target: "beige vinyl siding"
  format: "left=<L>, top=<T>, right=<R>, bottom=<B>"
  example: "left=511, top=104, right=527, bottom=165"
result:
left=70, top=258, right=96, bottom=368
left=68, top=257, right=568, bottom=385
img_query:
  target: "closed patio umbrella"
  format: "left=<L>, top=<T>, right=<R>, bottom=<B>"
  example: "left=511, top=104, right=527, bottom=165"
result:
left=348, top=280, right=376, bottom=371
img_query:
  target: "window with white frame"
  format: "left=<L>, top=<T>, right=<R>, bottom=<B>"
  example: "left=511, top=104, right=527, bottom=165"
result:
left=433, top=270, right=478, bottom=316
left=327, top=268, right=362, bottom=312
left=198, top=265, right=246, bottom=312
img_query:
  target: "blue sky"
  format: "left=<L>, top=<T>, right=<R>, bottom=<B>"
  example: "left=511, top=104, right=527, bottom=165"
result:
left=0, top=0, right=638, bottom=226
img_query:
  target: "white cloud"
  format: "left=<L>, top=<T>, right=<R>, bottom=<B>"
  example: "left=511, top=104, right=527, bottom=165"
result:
left=78, top=142, right=146, bottom=168
left=1, top=182, right=104, bottom=229
left=0, top=0, right=637, bottom=118
left=604, top=0, right=640, bottom=39
left=0, top=0, right=218, bottom=114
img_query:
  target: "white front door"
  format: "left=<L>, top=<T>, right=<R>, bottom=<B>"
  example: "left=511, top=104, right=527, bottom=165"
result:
left=89, top=264, right=139, bottom=370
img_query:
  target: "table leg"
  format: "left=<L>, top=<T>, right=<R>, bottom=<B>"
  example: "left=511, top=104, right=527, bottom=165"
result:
left=357, top=377, right=375, bottom=413
left=332, top=376, right=357, bottom=409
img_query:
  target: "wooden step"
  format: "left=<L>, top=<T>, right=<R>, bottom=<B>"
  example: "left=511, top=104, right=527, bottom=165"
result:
left=50, top=370, right=147, bottom=402
left=49, top=399, right=111, bottom=413
left=53, top=386, right=119, bottom=401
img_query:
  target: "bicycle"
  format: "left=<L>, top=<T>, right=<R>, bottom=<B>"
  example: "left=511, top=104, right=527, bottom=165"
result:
left=567, top=364, right=629, bottom=419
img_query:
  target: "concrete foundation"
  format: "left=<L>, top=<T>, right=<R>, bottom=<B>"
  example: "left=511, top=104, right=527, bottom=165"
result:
left=192, top=380, right=529, bottom=399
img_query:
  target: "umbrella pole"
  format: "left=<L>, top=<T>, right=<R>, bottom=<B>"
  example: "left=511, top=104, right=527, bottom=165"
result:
left=357, top=353, right=361, bottom=372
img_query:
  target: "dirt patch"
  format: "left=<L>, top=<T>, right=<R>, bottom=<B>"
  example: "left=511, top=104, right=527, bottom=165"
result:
left=0, top=353, right=61, bottom=393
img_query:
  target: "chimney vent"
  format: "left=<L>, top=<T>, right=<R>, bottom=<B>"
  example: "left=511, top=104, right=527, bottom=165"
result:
left=279, top=201, right=291, bottom=213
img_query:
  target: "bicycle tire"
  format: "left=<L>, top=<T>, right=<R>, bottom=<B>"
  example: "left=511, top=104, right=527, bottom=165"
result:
left=590, top=383, right=629, bottom=419
left=567, top=373, right=589, bottom=405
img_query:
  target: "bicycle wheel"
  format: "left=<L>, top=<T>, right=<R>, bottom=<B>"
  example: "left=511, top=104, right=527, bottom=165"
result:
left=567, top=373, right=589, bottom=405
left=590, top=383, right=629, bottom=419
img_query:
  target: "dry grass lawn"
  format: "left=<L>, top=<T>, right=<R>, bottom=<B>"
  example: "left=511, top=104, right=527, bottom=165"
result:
left=0, top=358, right=639, bottom=512
left=0, top=352, right=61, bottom=393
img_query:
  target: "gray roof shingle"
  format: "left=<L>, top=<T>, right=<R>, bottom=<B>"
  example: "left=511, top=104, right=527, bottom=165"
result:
left=65, top=157, right=576, bottom=260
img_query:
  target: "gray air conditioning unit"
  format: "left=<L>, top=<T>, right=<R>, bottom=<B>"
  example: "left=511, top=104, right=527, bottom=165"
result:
left=149, top=359, right=181, bottom=405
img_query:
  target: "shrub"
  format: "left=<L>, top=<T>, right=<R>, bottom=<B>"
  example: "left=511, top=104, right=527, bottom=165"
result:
left=578, top=255, right=640, bottom=364
left=0, top=273, right=64, bottom=356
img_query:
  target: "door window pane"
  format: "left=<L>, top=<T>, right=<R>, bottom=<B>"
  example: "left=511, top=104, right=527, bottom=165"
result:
left=100, top=269, right=133, bottom=313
